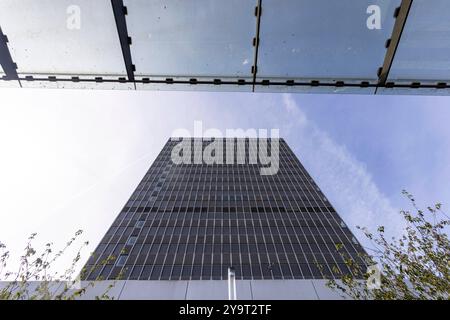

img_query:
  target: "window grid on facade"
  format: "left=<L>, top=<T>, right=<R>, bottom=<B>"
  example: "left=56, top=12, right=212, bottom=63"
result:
left=82, top=138, right=367, bottom=281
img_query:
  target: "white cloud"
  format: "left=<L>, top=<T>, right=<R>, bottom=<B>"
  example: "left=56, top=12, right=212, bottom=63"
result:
left=281, top=94, right=405, bottom=247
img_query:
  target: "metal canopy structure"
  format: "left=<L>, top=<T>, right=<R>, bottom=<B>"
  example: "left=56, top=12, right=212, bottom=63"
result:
left=0, top=0, right=449, bottom=95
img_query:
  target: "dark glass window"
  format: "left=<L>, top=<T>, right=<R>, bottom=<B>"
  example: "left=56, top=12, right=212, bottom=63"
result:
left=116, top=254, right=128, bottom=267
left=126, top=236, right=137, bottom=246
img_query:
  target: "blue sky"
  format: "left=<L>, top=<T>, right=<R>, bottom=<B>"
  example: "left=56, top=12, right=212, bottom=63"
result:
left=0, top=87, right=449, bottom=276
left=297, top=94, right=450, bottom=207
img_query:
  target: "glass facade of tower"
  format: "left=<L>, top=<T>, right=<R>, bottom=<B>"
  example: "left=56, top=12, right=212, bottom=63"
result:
left=83, top=138, right=367, bottom=281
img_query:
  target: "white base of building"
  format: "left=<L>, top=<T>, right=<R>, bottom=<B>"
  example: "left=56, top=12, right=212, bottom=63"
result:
left=1, top=280, right=349, bottom=300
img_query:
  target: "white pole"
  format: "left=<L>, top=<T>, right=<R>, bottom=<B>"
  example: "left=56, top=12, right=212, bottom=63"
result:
left=228, top=267, right=237, bottom=300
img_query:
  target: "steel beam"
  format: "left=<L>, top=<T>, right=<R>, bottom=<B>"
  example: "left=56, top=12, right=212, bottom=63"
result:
left=377, top=0, right=413, bottom=87
left=0, top=27, right=18, bottom=80
left=251, top=0, right=263, bottom=92
left=111, top=0, right=135, bottom=82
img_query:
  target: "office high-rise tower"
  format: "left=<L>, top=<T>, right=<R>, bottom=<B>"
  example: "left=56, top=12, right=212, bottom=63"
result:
left=82, top=138, right=367, bottom=299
